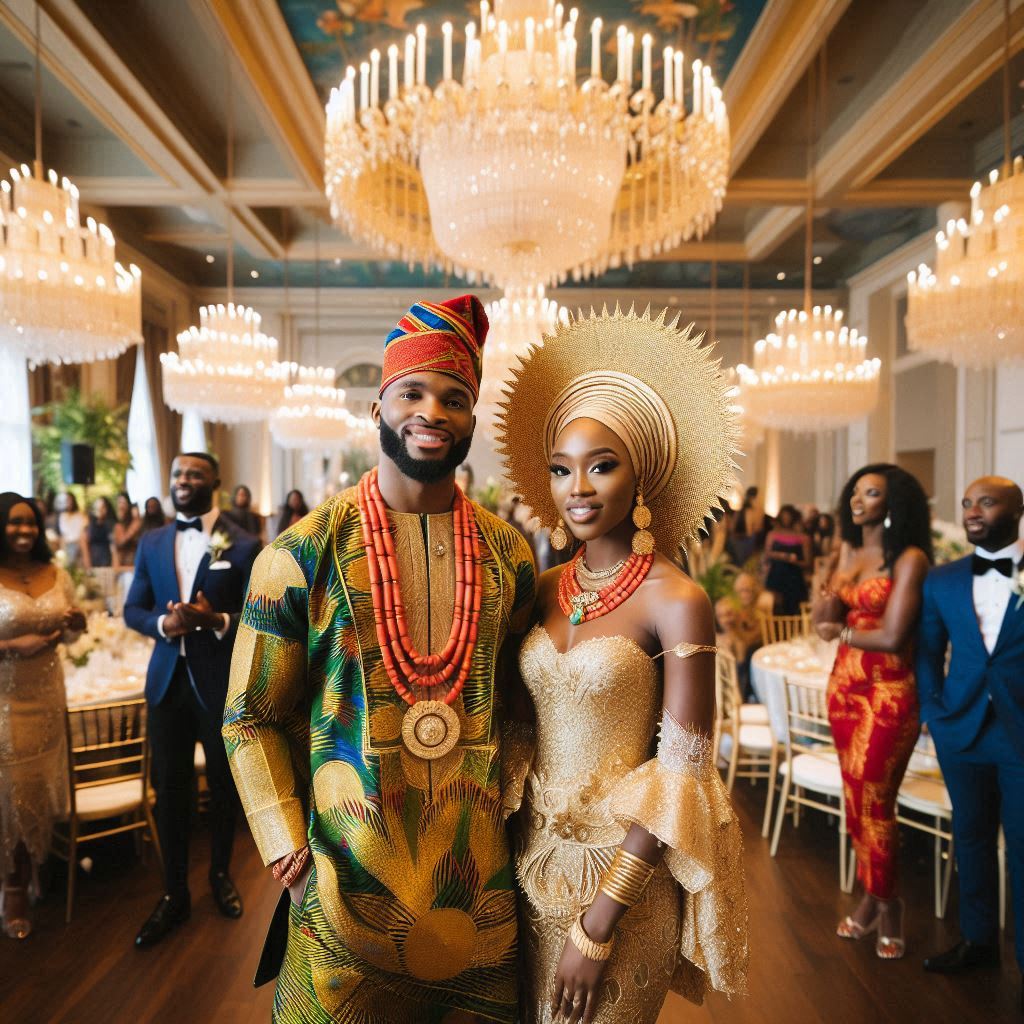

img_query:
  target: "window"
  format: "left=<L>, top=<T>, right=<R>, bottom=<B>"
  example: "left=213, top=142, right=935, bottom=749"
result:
left=0, top=347, right=32, bottom=494
left=125, top=351, right=162, bottom=504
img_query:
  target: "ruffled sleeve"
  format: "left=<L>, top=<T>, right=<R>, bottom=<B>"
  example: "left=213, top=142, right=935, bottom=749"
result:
left=608, top=708, right=748, bottom=1002
left=500, top=719, right=535, bottom=820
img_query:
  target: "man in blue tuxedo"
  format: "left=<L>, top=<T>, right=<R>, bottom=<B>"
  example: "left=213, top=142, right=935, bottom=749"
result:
left=125, top=452, right=260, bottom=949
left=918, top=475, right=1024, bottom=1004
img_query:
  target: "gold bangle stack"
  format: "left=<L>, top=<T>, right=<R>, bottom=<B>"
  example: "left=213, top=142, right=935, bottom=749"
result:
left=569, top=912, right=614, bottom=961
left=598, top=848, right=656, bottom=907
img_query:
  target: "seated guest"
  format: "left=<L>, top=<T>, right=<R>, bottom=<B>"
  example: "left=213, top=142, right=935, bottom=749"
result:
left=112, top=492, right=142, bottom=569
left=918, top=476, right=1024, bottom=1011
left=733, top=570, right=774, bottom=643
left=139, top=497, right=167, bottom=536
left=82, top=496, right=116, bottom=570
left=274, top=489, right=309, bottom=540
left=223, top=484, right=264, bottom=543
left=764, top=505, right=811, bottom=614
left=0, top=492, right=86, bottom=940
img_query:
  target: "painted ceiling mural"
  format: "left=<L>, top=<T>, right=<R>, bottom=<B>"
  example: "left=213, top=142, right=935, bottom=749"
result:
left=277, top=0, right=768, bottom=104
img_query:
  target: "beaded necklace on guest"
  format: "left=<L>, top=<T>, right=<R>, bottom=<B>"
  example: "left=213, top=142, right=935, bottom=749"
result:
left=357, top=467, right=482, bottom=760
left=558, top=547, right=654, bottom=626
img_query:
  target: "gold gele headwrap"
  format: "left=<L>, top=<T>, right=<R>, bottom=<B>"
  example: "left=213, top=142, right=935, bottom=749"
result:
left=496, top=305, right=740, bottom=553
left=543, top=371, right=678, bottom=505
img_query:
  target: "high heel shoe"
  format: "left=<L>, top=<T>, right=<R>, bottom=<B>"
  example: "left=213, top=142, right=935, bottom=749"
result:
left=876, top=898, right=905, bottom=960
left=836, top=912, right=879, bottom=939
left=0, top=884, right=32, bottom=940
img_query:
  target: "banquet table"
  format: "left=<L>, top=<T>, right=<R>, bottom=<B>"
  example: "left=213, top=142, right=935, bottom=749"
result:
left=750, top=637, right=838, bottom=742
left=63, top=612, right=150, bottom=711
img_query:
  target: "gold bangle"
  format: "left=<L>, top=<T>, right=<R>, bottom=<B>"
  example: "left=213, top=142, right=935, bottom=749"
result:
left=597, top=848, right=656, bottom=907
left=569, top=912, right=614, bottom=961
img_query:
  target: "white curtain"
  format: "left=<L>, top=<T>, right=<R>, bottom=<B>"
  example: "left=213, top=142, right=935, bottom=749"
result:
left=125, top=352, right=163, bottom=504
left=0, top=348, right=32, bottom=494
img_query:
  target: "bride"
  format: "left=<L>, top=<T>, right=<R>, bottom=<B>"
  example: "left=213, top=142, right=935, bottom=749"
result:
left=498, top=307, right=748, bottom=1023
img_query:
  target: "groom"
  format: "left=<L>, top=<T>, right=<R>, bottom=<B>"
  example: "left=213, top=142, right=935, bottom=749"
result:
left=224, top=295, right=536, bottom=1023
left=125, top=452, right=260, bottom=948
left=917, top=475, right=1024, bottom=1004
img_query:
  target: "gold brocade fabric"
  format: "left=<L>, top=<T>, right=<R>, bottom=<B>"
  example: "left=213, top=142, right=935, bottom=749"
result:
left=0, top=570, right=73, bottom=876
left=515, top=626, right=747, bottom=1023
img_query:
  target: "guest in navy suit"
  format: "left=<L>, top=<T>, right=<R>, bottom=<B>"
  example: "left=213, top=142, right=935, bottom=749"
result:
left=124, top=452, right=260, bottom=949
left=918, top=476, right=1024, bottom=1005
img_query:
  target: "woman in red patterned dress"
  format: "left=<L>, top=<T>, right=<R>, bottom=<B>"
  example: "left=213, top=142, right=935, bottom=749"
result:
left=813, top=464, right=932, bottom=959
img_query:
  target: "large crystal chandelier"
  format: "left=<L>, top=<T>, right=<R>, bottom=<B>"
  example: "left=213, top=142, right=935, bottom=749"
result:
left=737, top=51, right=879, bottom=434
left=324, top=0, right=729, bottom=289
left=0, top=5, right=141, bottom=366
left=477, top=285, right=568, bottom=431
left=737, top=305, right=880, bottom=433
left=270, top=365, right=355, bottom=449
left=161, top=303, right=285, bottom=424
left=906, top=172, right=1024, bottom=366
left=906, top=0, right=1023, bottom=367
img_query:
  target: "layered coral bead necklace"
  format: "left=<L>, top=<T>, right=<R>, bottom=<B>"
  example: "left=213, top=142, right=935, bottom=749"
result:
left=558, top=547, right=655, bottom=626
left=357, top=468, right=481, bottom=760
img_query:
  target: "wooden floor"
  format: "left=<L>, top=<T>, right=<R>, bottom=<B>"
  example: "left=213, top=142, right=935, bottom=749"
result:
left=2, top=783, right=1019, bottom=1023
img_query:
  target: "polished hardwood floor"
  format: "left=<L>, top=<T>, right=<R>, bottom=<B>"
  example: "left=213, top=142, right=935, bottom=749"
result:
left=3, top=782, right=1019, bottom=1023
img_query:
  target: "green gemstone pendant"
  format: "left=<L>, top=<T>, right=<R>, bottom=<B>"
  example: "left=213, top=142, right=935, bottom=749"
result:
left=569, top=608, right=585, bottom=626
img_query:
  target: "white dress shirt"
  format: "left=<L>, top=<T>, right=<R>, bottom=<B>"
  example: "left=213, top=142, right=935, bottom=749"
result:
left=157, top=507, right=230, bottom=646
left=972, top=539, right=1024, bottom=654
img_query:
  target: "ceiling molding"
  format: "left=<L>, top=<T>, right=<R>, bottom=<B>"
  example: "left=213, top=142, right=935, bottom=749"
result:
left=818, top=0, right=1024, bottom=195
left=745, top=206, right=804, bottom=261
left=198, top=0, right=324, bottom=191
left=842, top=179, right=975, bottom=206
left=724, top=0, right=852, bottom=175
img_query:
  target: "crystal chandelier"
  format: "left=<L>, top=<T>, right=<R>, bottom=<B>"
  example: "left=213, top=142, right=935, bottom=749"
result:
left=725, top=367, right=764, bottom=450
left=0, top=5, right=141, bottom=366
left=737, top=305, right=880, bottom=433
left=477, top=285, right=568, bottom=432
left=906, top=0, right=1023, bottom=367
left=324, top=0, right=729, bottom=289
left=270, top=365, right=355, bottom=449
left=161, top=303, right=285, bottom=424
left=737, top=51, right=879, bottom=434
left=906, top=172, right=1024, bottom=366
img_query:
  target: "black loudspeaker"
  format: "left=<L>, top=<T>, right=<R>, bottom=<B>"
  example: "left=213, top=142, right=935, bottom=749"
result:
left=61, top=442, right=95, bottom=485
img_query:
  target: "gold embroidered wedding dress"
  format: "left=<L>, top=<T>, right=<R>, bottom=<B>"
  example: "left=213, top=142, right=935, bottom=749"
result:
left=0, top=570, right=73, bottom=876
left=508, top=625, right=747, bottom=1023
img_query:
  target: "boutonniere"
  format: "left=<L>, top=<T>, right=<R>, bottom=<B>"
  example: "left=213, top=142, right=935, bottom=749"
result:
left=208, top=530, right=233, bottom=563
left=1012, top=566, right=1024, bottom=610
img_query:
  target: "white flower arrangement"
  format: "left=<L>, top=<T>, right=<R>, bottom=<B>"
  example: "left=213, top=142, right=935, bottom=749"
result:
left=1012, top=566, right=1024, bottom=611
left=931, top=519, right=970, bottom=566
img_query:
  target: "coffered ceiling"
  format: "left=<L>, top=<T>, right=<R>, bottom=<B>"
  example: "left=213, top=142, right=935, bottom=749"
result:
left=1, top=0, right=1022, bottom=296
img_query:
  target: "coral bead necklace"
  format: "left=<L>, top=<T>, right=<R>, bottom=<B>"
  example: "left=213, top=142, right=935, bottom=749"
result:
left=357, top=468, right=482, bottom=760
left=558, top=546, right=654, bottom=626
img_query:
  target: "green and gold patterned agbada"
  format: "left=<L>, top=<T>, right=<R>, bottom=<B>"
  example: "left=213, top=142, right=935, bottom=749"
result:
left=224, top=484, right=535, bottom=1023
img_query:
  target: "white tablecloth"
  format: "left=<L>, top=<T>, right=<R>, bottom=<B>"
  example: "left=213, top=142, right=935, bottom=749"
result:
left=62, top=612, right=150, bottom=708
left=750, top=638, right=838, bottom=741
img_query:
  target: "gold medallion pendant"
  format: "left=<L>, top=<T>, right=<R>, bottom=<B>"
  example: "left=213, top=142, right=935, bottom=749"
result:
left=401, top=700, right=461, bottom=760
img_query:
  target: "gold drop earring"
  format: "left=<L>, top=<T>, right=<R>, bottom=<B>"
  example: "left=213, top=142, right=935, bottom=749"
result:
left=550, top=518, right=568, bottom=551
left=632, top=492, right=655, bottom=555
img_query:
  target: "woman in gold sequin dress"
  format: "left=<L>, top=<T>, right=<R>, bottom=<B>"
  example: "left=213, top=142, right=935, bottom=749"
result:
left=497, top=308, right=748, bottom=1024
left=0, top=493, right=85, bottom=939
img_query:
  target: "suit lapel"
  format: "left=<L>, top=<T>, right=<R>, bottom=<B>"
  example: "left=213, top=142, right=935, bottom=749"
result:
left=949, top=555, right=989, bottom=656
left=991, top=556, right=1024, bottom=657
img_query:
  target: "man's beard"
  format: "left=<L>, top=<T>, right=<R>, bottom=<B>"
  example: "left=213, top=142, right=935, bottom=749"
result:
left=379, top=419, right=473, bottom=484
left=172, top=484, right=214, bottom=516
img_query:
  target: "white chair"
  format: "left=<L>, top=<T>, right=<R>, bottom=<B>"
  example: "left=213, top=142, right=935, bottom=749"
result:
left=770, top=676, right=853, bottom=892
left=716, top=650, right=780, bottom=837
left=55, top=698, right=161, bottom=922
left=897, top=748, right=955, bottom=918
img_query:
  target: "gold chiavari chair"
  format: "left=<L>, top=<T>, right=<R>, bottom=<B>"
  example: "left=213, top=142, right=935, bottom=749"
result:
left=55, top=698, right=161, bottom=922
left=758, top=611, right=807, bottom=646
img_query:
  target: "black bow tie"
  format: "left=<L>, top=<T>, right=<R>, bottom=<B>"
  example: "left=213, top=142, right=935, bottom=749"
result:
left=972, top=554, right=1014, bottom=578
left=176, top=518, right=202, bottom=533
